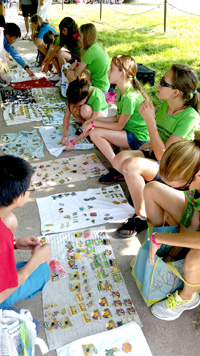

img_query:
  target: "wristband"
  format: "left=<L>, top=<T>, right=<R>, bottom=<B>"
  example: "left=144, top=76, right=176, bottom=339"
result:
left=13, top=239, right=18, bottom=250
left=71, top=139, right=75, bottom=146
left=23, top=65, right=29, bottom=70
left=151, top=232, right=161, bottom=246
left=91, top=120, right=95, bottom=129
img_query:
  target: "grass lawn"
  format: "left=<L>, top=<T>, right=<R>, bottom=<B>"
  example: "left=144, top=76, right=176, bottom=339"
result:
left=49, top=3, right=200, bottom=107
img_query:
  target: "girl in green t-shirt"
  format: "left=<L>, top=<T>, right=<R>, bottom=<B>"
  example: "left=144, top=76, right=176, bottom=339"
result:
left=143, top=131, right=200, bottom=321
left=67, top=23, right=110, bottom=93
left=61, top=78, right=108, bottom=152
left=41, top=17, right=80, bottom=80
left=113, top=64, right=200, bottom=239
left=82, top=54, right=150, bottom=167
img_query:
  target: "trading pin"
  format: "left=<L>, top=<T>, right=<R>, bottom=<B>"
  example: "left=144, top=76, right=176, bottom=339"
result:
left=76, top=293, right=84, bottom=302
left=78, top=303, right=87, bottom=312
left=127, top=307, right=135, bottom=315
left=58, top=317, right=73, bottom=329
left=91, top=309, right=101, bottom=320
left=69, top=306, right=77, bottom=316
left=124, top=299, right=132, bottom=307
left=106, top=320, right=116, bottom=330
left=112, top=291, right=120, bottom=299
left=113, top=300, right=122, bottom=307
left=82, top=313, right=91, bottom=323
left=102, top=308, right=112, bottom=318
left=44, top=318, right=58, bottom=331
left=116, top=308, right=125, bottom=316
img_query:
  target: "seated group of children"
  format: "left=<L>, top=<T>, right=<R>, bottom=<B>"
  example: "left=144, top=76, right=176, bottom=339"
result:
left=1, top=13, right=200, bottom=324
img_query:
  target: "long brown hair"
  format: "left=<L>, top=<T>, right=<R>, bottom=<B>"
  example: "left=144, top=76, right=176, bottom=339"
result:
left=112, top=55, right=149, bottom=100
left=80, top=23, right=96, bottom=52
left=171, top=64, right=200, bottom=113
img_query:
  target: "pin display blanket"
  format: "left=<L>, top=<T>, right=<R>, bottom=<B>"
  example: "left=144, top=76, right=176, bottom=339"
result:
left=0, top=130, right=44, bottom=159
left=9, top=67, right=50, bottom=83
left=40, top=103, right=67, bottom=126
left=57, top=321, right=153, bottom=356
left=1, top=89, right=35, bottom=106
left=3, top=103, right=42, bottom=125
left=32, top=153, right=109, bottom=189
left=31, top=87, right=65, bottom=106
left=42, top=226, right=141, bottom=351
left=39, top=123, right=94, bottom=157
left=10, top=77, right=56, bottom=89
left=36, top=184, right=134, bottom=234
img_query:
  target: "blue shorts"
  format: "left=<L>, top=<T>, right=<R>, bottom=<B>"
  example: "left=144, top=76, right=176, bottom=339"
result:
left=126, top=130, right=149, bottom=150
left=0, top=262, right=50, bottom=308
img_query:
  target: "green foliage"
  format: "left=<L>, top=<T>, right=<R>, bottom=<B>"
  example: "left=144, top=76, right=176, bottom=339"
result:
left=49, top=4, right=200, bottom=107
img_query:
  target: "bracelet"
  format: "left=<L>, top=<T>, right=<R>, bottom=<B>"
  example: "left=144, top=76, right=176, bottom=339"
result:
left=23, top=65, right=29, bottom=70
left=71, top=139, right=75, bottom=146
left=91, top=120, right=95, bottom=129
left=151, top=232, right=161, bottom=246
left=13, top=239, right=18, bottom=250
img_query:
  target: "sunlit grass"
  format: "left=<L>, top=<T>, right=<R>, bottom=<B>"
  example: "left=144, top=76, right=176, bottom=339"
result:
left=49, top=4, right=200, bottom=108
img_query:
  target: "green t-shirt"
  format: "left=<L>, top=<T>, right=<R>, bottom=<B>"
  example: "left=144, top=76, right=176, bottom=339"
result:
left=184, top=190, right=200, bottom=212
left=54, top=36, right=60, bottom=47
left=181, top=190, right=200, bottom=228
left=156, top=101, right=200, bottom=143
left=81, top=42, right=110, bottom=92
left=116, top=86, right=150, bottom=142
left=87, top=86, right=108, bottom=112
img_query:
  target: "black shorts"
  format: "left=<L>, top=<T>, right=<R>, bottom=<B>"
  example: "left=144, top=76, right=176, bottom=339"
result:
left=21, top=4, right=37, bottom=17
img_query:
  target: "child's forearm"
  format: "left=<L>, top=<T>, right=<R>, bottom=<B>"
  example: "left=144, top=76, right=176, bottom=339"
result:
left=63, top=110, right=70, bottom=136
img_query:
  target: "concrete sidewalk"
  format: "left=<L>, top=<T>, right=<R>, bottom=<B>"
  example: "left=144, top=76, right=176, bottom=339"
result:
left=2, top=5, right=200, bottom=355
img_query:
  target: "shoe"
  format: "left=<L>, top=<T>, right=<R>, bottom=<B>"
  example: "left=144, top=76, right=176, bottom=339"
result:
left=50, top=74, right=61, bottom=82
left=99, top=168, right=125, bottom=184
left=151, top=290, right=200, bottom=321
left=22, top=33, right=31, bottom=40
left=55, top=79, right=61, bottom=87
left=116, top=214, right=148, bottom=238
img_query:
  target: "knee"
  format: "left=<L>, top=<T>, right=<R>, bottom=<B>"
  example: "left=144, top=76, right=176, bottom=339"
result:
left=184, top=250, right=200, bottom=274
left=80, top=104, right=92, bottom=120
left=89, top=127, right=100, bottom=141
left=113, top=151, right=129, bottom=171
left=121, top=157, right=139, bottom=175
left=144, top=181, right=160, bottom=200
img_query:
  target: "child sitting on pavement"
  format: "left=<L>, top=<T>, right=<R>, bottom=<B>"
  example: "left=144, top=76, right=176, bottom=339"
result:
left=61, top=77, right=108, bottom=151
left=4, top=23, right=35, bottom=77
left=0, top=155, right=51, bottom=307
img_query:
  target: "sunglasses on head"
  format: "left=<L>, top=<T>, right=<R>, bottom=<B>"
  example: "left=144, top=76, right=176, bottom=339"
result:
left=160, top=77, right=175, bottom=89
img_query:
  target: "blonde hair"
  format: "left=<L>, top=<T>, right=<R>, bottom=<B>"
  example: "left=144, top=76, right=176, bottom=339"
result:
left=80, top=23, right=96, bottom=52
left=30, top=14, right=47, bottom=31
left=112, top=55, right=149, bottom=101
left=160, top=130, right=200, bottom=182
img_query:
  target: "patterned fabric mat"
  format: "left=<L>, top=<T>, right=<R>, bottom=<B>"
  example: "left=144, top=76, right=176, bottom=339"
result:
left=0, top=130, right=44, bottom=159
left=36, top=184, right=134, bottom=234
left=31, top=87, right=65, bottom=106
left=57, top=321, right=153, bottom=356
left=3, top=103, right=42, bottom=125
left=32, top=153, right=109, bottom=189
left=39, top=123, right=94, bottom=157
left=42, top=226, right=141, bottom=351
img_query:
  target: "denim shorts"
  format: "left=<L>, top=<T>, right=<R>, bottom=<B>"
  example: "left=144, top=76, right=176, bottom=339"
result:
left=126, top=130, right=149, bottom=150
